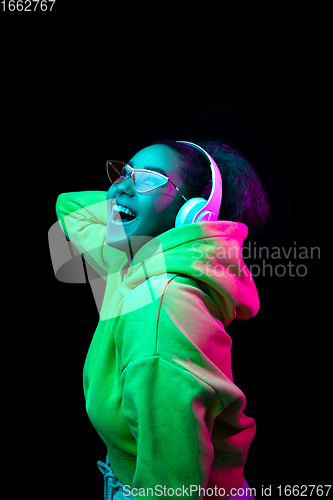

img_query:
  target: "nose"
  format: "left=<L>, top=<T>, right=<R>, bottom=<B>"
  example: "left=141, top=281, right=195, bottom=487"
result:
left=115, top=176, right=135, bottom=197
left=107, top=176, right=135, bottom=202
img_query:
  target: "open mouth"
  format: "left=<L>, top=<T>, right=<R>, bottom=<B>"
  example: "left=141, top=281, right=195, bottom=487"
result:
left=111, top=203, right=138, bottom=225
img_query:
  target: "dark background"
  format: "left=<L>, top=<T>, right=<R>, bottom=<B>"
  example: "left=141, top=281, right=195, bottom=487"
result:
left=46, top=82, right=325, bottom=498
left=3, top=6, right=327, bottom=499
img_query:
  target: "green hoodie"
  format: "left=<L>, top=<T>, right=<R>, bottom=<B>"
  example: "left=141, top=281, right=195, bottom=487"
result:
left=56, top=191, right=259, bottom=499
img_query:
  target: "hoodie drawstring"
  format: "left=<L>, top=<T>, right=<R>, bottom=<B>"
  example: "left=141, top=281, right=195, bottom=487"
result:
left=97, top=455, right=124, bottom=500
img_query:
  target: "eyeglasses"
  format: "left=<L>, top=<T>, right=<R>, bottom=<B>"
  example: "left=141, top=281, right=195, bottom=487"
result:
left=106, top=160, right=188, bottom=201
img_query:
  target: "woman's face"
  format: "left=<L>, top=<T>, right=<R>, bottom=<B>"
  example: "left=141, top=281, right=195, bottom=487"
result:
left=106, top=144, right=187, bottom=258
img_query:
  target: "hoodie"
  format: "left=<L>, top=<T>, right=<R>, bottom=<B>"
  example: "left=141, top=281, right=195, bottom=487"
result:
left=56, top=191, right=259, bottom=499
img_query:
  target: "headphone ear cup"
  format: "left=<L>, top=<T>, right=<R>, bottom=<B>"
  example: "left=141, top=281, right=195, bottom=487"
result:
left=175, top=198, right=207, bottom=227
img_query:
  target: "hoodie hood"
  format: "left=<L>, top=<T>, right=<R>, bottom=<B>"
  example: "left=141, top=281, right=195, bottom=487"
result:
left=113, top=220, right=259, bottom=326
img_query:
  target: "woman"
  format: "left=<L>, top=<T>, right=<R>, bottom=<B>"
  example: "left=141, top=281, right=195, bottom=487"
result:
left=55, top=140, right=270, bottom=499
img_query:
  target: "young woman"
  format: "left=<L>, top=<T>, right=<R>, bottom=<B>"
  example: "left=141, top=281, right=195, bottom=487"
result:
left=55, top=140, right=270, bottom=499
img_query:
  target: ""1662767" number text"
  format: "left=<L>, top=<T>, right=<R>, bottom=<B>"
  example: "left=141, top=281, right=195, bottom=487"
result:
left=1, top=0, right=56, bottom=11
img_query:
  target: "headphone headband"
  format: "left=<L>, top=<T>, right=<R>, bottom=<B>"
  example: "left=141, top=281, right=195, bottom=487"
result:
left=175, top=141, right=223, bottom=225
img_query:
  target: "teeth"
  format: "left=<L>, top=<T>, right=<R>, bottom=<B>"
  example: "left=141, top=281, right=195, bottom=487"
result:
left=113, top=204, right=136, bottom=217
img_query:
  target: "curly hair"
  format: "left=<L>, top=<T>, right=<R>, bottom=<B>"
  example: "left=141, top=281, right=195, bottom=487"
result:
left=153, top=139, right=271, bottom=234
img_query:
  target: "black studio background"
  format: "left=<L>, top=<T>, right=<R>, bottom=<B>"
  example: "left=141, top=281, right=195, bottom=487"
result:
left=3, top=5, right=327, bottom=499
left=46, top=85, right=326, bottom=497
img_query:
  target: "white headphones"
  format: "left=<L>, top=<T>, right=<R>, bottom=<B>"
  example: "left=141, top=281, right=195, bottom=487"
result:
left=175, top=141, right=223, bottom=227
